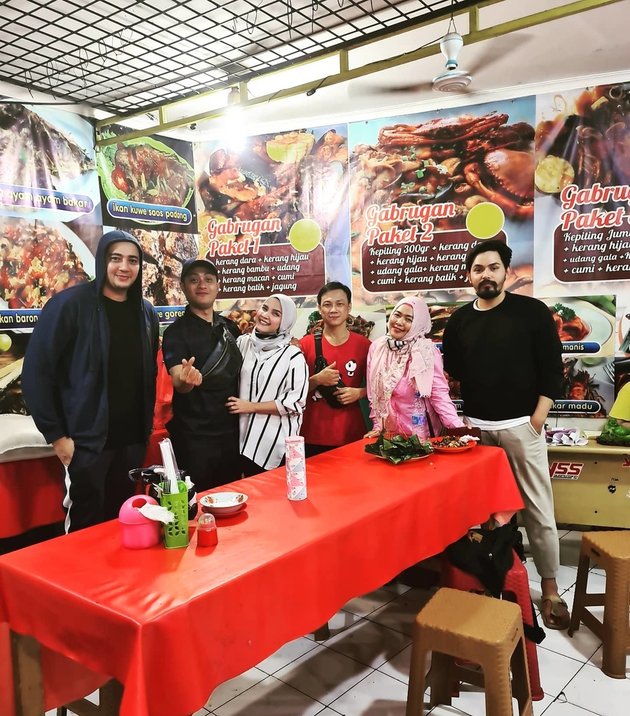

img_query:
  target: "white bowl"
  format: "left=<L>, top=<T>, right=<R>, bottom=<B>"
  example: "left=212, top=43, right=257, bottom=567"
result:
left=199, top=491, right=248, bottom=516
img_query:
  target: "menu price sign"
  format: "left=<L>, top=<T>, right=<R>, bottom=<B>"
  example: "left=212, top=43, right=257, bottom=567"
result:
left=361, top=226, right=506, bottom=293
left=213, top=243, right=325, bottom=299
left=553, top=183, right=630, bottom=283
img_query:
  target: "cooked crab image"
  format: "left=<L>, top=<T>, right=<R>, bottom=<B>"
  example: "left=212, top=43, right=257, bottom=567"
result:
left=378, top=113, right=509, bottom=149
left=463, top=149, right=534, bottom=220
left=351, top=111, right=535, bottom=229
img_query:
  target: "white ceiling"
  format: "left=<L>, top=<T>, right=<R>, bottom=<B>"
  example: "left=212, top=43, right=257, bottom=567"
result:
left=1, top=0, right=628, bottom=141
left=173, top=0, right=630, bottom=140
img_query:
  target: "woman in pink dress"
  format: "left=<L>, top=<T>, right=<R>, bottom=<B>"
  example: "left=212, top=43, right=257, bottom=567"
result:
left=366, top=296, right=463, bottom=439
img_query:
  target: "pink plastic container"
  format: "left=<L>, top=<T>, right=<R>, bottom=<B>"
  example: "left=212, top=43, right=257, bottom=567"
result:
left=118, top=495, right=161, bottom=549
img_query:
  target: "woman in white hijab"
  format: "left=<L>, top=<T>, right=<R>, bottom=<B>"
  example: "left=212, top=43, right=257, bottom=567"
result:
left=226, top=294, right=309, bottom=476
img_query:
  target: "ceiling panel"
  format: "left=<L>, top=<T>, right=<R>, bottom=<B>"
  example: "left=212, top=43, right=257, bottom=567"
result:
left=0, top=0, right=473, bottom=114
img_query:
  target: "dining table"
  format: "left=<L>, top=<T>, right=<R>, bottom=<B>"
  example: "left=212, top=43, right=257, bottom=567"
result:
left=0, top=439, right=524, bottom=716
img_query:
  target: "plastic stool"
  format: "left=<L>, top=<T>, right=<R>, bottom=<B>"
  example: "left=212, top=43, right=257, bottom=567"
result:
left=569, top=531, right=630, bottom=678
left=406, top=587, right=533, bottom=716
left=441, top=549, right=544, bottom=700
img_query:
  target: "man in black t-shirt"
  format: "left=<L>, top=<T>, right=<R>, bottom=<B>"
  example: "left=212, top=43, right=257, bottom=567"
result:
left=162, top=259, right=242, bottom=491
left=442, top=239, right=569, bottom=630
left=23, top=231, right=159, bottom=531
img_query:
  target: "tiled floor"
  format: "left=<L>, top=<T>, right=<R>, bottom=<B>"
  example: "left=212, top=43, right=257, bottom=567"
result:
left=48, top=530, right=630, bottom=716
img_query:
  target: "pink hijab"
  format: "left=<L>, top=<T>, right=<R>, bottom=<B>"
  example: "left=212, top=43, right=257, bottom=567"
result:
left=369, top=296, right=435, bottom=424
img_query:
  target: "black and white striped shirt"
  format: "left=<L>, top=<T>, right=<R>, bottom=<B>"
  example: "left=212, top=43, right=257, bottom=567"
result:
left=237, top=336, right=309, bottom=470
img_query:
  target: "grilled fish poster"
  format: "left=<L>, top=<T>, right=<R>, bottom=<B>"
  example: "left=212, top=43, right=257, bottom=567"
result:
left=96, top=127, right=197, bottom=232
left=0, top=104, right=100, bottom=314
left=348, top=97, right=536, bottom=305
left=0, top=104, right=101, bottom=420
left=193, top=124, right=349, bottom=301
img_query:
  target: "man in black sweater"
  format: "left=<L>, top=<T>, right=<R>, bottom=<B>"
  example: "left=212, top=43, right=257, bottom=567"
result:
left=442, top=239, right=569, bottom=630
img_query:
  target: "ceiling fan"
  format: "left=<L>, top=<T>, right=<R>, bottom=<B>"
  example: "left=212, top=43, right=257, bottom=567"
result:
left=432, top=31, right=471, bottom=92
left=351, top=30, right=529, bottom=99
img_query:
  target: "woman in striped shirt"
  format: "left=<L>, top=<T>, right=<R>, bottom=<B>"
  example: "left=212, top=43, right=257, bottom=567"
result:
left=226, top=294, right=309, bottom=476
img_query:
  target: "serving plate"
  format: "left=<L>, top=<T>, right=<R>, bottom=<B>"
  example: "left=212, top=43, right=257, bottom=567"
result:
left=430, top=438, right=476, bottom=453
left=199, top=491, right=248, bottom=517
left=543, top=298, right=613, bottom=347
left=97, top=135, right=194, bottom=211
left=373, top=453, right=430, bottom=462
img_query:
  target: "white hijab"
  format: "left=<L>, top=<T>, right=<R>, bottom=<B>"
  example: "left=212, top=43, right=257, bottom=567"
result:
left=249, top=294, right=298, bottom=355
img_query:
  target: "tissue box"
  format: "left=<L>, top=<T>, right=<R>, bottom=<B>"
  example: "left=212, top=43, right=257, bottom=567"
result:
left=118, top=495, right=161, bottom=549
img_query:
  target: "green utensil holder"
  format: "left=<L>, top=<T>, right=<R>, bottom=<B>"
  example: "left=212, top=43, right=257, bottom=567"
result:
left=160, top=480, right=189, bottom=549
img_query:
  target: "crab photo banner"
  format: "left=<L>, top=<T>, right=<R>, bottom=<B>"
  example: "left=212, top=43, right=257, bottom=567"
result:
left=347, top=97, right=536, bottom=308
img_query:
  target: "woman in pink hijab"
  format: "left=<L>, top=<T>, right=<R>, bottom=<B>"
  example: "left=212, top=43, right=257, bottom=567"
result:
left=366, top=296, right=463, bottom=439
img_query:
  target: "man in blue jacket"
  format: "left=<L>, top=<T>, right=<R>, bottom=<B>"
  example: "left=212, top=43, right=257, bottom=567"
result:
left=22, top=230, right=159, bottom=532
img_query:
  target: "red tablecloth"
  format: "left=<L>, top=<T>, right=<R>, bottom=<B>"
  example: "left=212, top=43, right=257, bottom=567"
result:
left=0, top=430, right=169, bottom=540
left=0, top=441, right=523, bottom=716
left=0, top=456, right=64, bottom=539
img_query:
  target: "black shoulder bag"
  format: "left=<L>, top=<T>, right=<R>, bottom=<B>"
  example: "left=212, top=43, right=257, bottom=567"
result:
left=199, top=323, right=243, bottom=389
left=314, top=330, right=345, bottom=409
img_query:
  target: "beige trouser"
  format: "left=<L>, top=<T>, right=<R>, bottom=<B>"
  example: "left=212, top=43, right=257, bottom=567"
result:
left=481, top=422, right=560, bottom=580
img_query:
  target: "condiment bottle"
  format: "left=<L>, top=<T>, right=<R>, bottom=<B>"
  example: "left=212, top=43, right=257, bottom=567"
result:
left=197, top=512, right=218, bottom=547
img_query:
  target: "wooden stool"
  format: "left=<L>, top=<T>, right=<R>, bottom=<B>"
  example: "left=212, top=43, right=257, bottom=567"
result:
left=406, top=587, right=533, bottom=716
left=569, top=531, right=630, bottom=678
left=441, top=549, right=544, bottom=701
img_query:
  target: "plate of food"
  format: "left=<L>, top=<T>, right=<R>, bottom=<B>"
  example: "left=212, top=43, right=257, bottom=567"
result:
left=97, top=136, right=195, bottom=211
left=199, top=491, right=248, bottom=517
left=430, top=436, right=478, bottom=453
left=365, top=433, right=433, bottom=464
left=0, top=217, right=94, bottom=309
left=543, top=298, right=614, bottom=346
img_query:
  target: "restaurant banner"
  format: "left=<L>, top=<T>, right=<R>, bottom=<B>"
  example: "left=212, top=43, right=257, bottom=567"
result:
left=1, top=81, right=630, bottom=423
left=193, top=124, right=350, bottom=314
left=96, top=125, right=196, bottom=233
left=532, top=81, right=630, bottom=415
left=347, top=97, right=536, bottom=307
left=0, top=103, right=101, bottom=417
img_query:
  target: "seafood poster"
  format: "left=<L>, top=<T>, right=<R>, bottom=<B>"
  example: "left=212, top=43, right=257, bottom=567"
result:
left=96, top=126, right=197, bottom=233
left=348, top=97, right=536, bottom=305
left=534, top=82, right=630, bottom=296
left=108, top=226, right=199, bottom=312
left=0, top=104, right=100, bottom=317
left=193, top=124, right=349, bottom=301
left=544, top=296, right=615, bottom=417
left=0, top=104, right=102, bottom=424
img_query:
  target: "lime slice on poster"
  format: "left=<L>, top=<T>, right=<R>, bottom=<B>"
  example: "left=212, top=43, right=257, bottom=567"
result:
left=289, top=219, right=322, bottom=252
left=466, top=202, right=505, bottom=239
left=266, top=133, right=314, bottom=163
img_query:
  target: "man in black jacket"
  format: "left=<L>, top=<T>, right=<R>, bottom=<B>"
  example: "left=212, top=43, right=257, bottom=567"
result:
left=162, top=259, right=242, bottom=491
left=442, top=239, right=569, bottom=630
left=22, top=230, right=159, bottom=532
